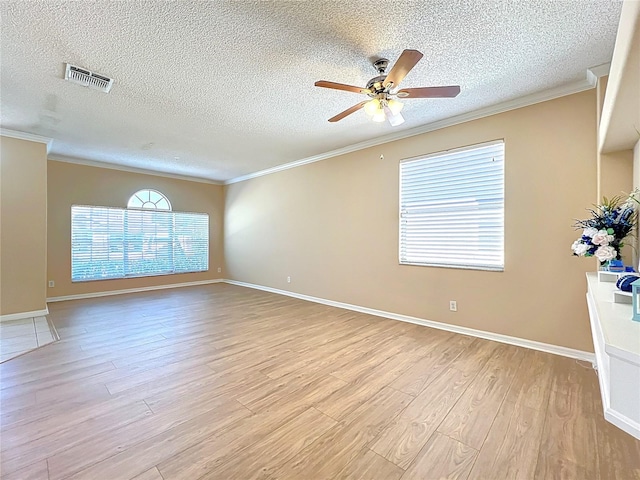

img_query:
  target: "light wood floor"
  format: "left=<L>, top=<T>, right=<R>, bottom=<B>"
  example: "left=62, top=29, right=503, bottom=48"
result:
left=1, top=284, right=639, bottom=480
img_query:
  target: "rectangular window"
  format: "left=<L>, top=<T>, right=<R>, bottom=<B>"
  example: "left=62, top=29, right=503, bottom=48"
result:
left=399, top=140, right=505, bottom=271
left=71, top=205, right=208, bottom=282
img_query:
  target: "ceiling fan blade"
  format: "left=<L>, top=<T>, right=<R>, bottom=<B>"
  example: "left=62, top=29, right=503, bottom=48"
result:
left=396, top=86, right=461, bottom=98
left=328, top=101, right=368, bottom=122
left=383, top=50, right=424, bottom=88
left=315, top=81, right=371, bottom=95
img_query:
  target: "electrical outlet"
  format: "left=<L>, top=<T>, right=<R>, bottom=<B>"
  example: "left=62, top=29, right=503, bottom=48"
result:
left=48, top=280, right=55, bottom=288
left=449, top=300, right=457, bottom=312
left=217, top=267, right=221, bottom=273
left=287, top=276, right=291, bottom=283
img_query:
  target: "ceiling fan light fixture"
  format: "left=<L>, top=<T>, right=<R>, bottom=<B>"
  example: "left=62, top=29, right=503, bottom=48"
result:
left=387, top=99, right=404, bottom=115
left=372, top=110, right=386, bottom=123
left=364, top=99, right=381, bottom=116
left=384, top=105, right=404, bottom=126
left=314, top=49, right=460, bottom=124
left=386, top=110, right=405, bottom=127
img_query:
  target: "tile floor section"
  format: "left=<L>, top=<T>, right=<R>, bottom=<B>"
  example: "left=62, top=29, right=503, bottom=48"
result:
left=0, top=316, right=58, bottom=363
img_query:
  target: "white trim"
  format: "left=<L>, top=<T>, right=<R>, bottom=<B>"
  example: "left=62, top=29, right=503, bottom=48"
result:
left=587, top=63, right=611, bottom=85
left=225, top=73, right=597, bottom=185
left=223, top=279, right=595, bottom=362
left=1, top=129, right=52, bottom=153
left=46, top=279, right=223, bottom=302
left=48, top=155, right=223, bottom=185
left=1, top=307, right=50, bottom=323
left=598, top=0, right=640, bottom=154
left=604, top=407, right=640, bottom=440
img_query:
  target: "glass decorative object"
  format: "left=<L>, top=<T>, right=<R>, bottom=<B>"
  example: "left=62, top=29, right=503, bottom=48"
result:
left=632, top=278, right=640, bottom=322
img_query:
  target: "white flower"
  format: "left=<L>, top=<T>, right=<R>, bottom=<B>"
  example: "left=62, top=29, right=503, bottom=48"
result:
left=592, top=229, right=614, bottom=246
left=594, top=245, right=617, bottom=262
left=625, top=188, right=640, bottom=207
left=583, top=227, right=598, bottom=238
left=572, top=241, right=589, bottom=256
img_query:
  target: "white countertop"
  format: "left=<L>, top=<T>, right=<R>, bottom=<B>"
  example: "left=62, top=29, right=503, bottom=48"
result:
left=586, top=272, right=640, bottom=365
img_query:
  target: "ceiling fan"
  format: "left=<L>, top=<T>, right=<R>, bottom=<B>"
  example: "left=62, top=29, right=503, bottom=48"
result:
left=315, top=49, right=460, bottom=126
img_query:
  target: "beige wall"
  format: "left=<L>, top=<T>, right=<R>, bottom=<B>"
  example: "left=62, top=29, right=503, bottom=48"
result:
left=47, top=161, right=224, bottom=297
left=0, top=136, right=48, bottom=315
left=634, top=140, right=640, bottom=267
left=600, top=149, right=634, bottom=263
left=635, top=140, right=640, bottom=191
left=600, top=150, right=633, bottom=202
left=225, top=90, right=599, bottom=352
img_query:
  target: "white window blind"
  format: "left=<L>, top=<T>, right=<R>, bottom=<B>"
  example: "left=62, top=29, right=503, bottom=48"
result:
left=399, top=140, right=505, bottom=271
left=71, top=205, right=208, bottom=281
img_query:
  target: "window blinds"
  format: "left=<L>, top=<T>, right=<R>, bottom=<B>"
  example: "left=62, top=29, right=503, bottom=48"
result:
left=399, top=141, right=505, bottom=270
left=71, top=205, right=208, bottom=282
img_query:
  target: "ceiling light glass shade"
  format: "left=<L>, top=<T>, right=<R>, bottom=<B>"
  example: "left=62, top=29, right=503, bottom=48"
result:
left=372, top=110, right=386, bottom=122
left=388, top=112, right=405, bottom=126
left=384, top=106, right=404, bottom=126
left=387, top=99, right=404, bottom=115
left=364, top=99, right=381, bottom=116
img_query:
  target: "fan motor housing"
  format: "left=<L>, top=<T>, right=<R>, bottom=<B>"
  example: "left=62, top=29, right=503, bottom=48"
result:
left=366, top=75, right=387, bottom=93
left=373, top=58, right=389, bottom=73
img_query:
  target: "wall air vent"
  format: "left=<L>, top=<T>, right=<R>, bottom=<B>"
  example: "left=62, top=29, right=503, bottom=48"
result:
left=64, top=63, right=114, bottom=93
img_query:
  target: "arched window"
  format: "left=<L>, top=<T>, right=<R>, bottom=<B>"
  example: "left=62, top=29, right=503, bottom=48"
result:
left=127, top=189, right=171, bottom=211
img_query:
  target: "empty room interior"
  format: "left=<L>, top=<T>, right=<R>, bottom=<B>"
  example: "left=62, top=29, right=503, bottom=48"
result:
left=1, top=1, right=640, bottom=479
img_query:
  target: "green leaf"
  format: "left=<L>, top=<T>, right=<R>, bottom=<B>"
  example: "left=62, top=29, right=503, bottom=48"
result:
left=607, top=228, right=614, bottom=234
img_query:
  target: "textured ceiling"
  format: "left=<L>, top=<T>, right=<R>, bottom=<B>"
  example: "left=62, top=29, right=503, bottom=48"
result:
left=0, top=1, right=622, bottom=182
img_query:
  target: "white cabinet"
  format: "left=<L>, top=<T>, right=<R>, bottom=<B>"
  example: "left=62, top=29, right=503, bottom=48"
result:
left=586, top=272, right=640, bottom=439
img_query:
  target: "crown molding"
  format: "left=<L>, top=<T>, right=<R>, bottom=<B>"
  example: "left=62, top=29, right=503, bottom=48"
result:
left=226, top=72, right=598, bottom=185
left=587, top=62, right=611, bottom=86
left=588, top=62, right=611, bottom=79
left=0, top=128, right=53, bottom=153
left=47, top=154, right=223, bottom=185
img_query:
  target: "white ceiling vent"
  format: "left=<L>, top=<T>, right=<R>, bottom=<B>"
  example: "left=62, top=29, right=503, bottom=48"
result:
left=64, top=63, right=114, bottom=93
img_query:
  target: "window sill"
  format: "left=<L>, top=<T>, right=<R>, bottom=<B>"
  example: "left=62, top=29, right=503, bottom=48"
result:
left=399, top=261, right=504, bottom=272
left=72, top=269, right=209, bottom=283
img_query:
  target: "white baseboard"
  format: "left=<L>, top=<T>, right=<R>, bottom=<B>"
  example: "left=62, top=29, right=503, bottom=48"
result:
left=0, top=307, right=50, bottom=323
left=605, top=407, right=640, bottom=440
left=224, top=279, right=595, bottom=363
left=46, top=279, right=223, bottom=303
left=43, top=276, right=594, bottom=362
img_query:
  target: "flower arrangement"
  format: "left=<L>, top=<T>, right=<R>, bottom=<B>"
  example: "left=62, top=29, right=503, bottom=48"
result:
left=571, top=191, right=638, bottom=265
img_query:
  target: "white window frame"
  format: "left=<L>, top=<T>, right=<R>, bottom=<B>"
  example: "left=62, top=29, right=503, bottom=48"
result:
left=127, top=189, right=172, bottom=211
left=398, top=139, right=505, bottom=272
left=71, top=192, right=211, bottom=283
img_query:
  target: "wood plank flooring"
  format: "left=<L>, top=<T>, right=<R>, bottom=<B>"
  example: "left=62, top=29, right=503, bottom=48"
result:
left=1, top=283, right=639, bottom=479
